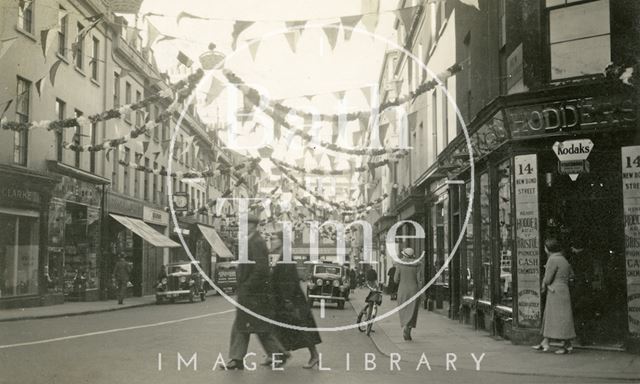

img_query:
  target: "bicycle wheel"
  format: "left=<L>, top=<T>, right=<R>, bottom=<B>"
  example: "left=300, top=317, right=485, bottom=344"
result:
left=357, top=304, right=372, bottom=332
left=366, top=304, right=377, bottom=336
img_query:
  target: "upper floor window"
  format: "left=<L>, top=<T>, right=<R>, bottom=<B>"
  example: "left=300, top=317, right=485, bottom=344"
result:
left=55, top=98, right=65, bottom=161
left=75, top=23, right=84, bottom=69
left=17, top=0, right=34, bottom=34
left=91, top=37, right=99, bottom=81
left=124, top=81, right=132, bottom=123
left=74, top=109, right=83, bottom=168
left=135, top=90, right=143, bottom=127
left=58, top=6, right=68, bottom=56
left=113, top=72, right=120, bottom=107
left=548, top=0, right=611, bottom=80
left=14, top=76, right=31, bottom=165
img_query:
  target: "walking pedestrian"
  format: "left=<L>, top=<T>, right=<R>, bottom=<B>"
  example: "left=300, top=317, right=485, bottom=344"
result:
left=349, top=268, right=357, bottom=292
left=532, top=237, right=576, bottom=354
left=394, top=248, right=424, bottom=341
left=112, top=254, right=131, bottom=305
left=387, top=265, right=397, bottom=300
left=225, top=214, right=287, bottom=370
left=270, top=232, right=322, bottom=369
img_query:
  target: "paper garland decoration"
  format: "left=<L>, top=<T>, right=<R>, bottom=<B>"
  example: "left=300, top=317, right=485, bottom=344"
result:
left=271, top=156, right=401, bottom=176
left=117, top=157, right=258, bottom=179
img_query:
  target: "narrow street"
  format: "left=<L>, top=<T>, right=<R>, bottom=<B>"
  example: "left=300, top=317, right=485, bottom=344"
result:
left=0, top=294, right=629, bottom=384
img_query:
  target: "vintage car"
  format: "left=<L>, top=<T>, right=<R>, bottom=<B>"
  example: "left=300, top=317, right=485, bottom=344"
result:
left=156, top=261, right=207, bottom=303
left=306, top=262, right=349, bottom=309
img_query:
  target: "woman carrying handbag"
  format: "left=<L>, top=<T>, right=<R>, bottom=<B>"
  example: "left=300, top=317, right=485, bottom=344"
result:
left=532, top=237, right=576, bottom=354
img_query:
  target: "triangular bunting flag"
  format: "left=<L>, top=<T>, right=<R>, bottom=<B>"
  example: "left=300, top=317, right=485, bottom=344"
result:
left=360, top=14, right=378, bottom=35
left=35, top=77, right=46, bottom=97
left=40, top=28, right=55, bottom=60
left=205, top=76, right=225, bottom=106
left=334, top=90, right=346, bottom=101
left=177, top=51, right=193, bottom=67
left=248, top=39, right=260, bottom=61
left=155, top=35, right=178, bottom=44
left=360, top=86, right=372, bottom=106
left=358, top=114, right=369, bottom=132
left=142, top=140, right=150, bottom=154
left=340, top=15, right=362, bottom=41
left=395, top=6, right=419, bottom=31
left=0, top=99, right=13, bottom=120
left=322, top=23, right=341, bottom=51
left=146, top=21, right=161, bottom=48
left=231, top=21, right=253, bottom=50
left=285, top=20, right=307, bottom=36
left=284, top=31, right=299, bottom=53
left=176, top=11, right=208, bottom=25
left=49, top=59, right=63, bottom=86
left=0, top=37, right=18, bottom=60
left=459, top=0, right=480, bottom=10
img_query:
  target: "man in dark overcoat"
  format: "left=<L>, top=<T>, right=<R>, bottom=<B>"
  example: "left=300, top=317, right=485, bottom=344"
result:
left=226, top=214, right=286, bottom=370
left=112, top=254, right=131, bottom=305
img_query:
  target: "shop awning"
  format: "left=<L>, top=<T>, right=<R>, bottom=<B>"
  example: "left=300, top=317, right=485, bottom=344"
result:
left=197, top=224, right=233, bottom=259
left=110, top=214, right=180, bottom=248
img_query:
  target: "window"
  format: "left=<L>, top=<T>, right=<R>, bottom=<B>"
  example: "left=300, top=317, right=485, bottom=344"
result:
left=431, top=91, right=437, bottom=157
left=75, top=23, right=84, bottom=69
left=90, top=122, right=97, bottom=172
left=464, top=180, right=475, bottom=297
left=113, top=72, right=120, bottom=107
left=441, top=87, right=448, bottom=146
left=124, top=82, right=132, bottom=123
left=123, top=148, right=130, bottom=195
left=162, top=120, right=169, bottom=142
left=160, top=172, right=166, bottom=205
left=55, top=98, right=65, bottom=162
left=58, top=7, right=68, bottom=56
left=135, top=90, right=142, bottom=127
left=143, top=157, right=150, bottom=201
left=0, top=213, right=40, bottom=297
left=480, top=172, right=491, bottom=301
left=497, top=160, right=513, bottom=307
left=14, top=77, right=30, bottom=165
left=153, top=106, right=159, bottom=141
left=548, top=0, right=611, bottom=80
left=91, top=37, right=99, bottom=81
left=112, top=146, right=119, bottom=192
left=17, top=0, right=34, bottom=33
left=153, top=161, right=158, bottom=203
left=134, top=152, right=141, bottom=198
left=74, top=110, right=83, bottom=168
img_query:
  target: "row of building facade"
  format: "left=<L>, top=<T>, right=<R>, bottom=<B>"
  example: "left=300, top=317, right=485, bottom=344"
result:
left=0, top=0, right=257, bottom=309
left=356, top=0, right=640, bottom=352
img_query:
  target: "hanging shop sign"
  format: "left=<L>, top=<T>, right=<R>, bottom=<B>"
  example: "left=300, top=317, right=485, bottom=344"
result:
left=514, top=154, right=541, bottom=328
left=553, top=139, right=594, bottom=181
left=506, top=94, right=635, bottom=138
left=172, top=192, right=189, bottom=212
left=621, top=145, right=640, bottom=334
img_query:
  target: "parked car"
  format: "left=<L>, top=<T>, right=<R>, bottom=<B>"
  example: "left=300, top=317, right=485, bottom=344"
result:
left=156, top=261, right=206, bottom=304
left=307, top=262, right=349, bottom=309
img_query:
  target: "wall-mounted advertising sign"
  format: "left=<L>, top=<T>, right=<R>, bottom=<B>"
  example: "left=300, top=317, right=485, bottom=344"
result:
left=514, top=154, right=541, bottom=328
left=553, top=139, right=594, bottom=181
left=622, top=146, right=640, bottom=335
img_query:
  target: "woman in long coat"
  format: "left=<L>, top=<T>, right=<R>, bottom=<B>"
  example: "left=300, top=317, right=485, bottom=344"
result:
left=270, top=232, right=322, bottom=369
left=394, top=248, right=424, bottom=341
left=533, top=237, right=576, bottom=354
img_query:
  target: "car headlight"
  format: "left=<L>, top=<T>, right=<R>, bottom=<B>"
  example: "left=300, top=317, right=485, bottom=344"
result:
left=333, top=280, right=340, bottom=287
left=180, top=276, right=187, bottom=283
left=316, top=278, right=322, bottom=286
left=161, top=278, right=167, bottom=284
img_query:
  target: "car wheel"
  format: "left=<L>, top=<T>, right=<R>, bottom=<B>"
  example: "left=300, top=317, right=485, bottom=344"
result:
left=337, top=301, right=345, bottom=310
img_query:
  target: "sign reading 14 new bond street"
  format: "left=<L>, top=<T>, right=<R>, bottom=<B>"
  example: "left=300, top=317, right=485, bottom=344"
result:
left=622, top=146, right=640, bottom=334
left=514, top=154, right=541, bottom=328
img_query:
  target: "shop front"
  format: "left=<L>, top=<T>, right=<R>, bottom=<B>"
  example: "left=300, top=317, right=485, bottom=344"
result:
left=106, top=192, right=179, bottom=298
left=437, top=81, right=639, bottom=351
left=0, top=164, right=57, bottom=309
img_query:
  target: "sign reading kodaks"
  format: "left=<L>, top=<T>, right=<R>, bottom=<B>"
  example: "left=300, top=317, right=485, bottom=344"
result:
left=553, top=139, right=594, bottom=181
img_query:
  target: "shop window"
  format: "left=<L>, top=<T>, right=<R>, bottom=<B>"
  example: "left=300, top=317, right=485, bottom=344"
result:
left=0, top=213, right=39, bottom=297
left=17, top=0, right=34, bottom=34
left=497, top=160, right=513, bottom=307
left=480, top=172, right=491, bottom=301
left=464, top=181, right=474, bottom=297
left=63, top=204, right=99, bottom=297
left=14, top=76, right=30, bottom=165
left=548, top=0, right=611, bottom=80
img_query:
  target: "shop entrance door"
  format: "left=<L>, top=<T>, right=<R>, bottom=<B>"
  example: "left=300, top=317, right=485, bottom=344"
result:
left=540, top=147, right=626, bottom=346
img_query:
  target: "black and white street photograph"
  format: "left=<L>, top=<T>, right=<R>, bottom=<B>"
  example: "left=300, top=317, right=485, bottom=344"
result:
left=0, top=0, right=639, bottom=383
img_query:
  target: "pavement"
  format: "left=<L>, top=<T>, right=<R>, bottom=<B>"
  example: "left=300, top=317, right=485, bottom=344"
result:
left=349, top=288, right=640, bottom=381
left=0, top=295, right=158, bottom=322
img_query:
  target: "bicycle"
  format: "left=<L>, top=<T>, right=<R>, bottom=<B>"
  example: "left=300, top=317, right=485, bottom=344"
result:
left=356, top=282, right=383, bottom=336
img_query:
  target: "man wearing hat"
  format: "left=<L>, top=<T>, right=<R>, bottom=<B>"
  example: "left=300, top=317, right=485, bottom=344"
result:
left=226, top=213, right=287, bottom=370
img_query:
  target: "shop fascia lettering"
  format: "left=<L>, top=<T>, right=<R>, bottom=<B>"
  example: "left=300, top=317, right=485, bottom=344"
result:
left=507, top=96, right=635, bottom=136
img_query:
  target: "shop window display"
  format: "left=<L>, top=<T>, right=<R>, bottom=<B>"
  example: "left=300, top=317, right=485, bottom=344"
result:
left=0, top=213, right=39, bottom=297
left=480, top=172, right=491, bottom=301
left=497, top=160, right=513, bottom=307
left=63, top=204, right=100, bottom=298
left=464, top=181, right=474, bottom=297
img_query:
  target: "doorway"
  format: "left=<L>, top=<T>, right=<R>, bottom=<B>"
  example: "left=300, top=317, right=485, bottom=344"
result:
left=539, top=144, right=626, bottom=346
